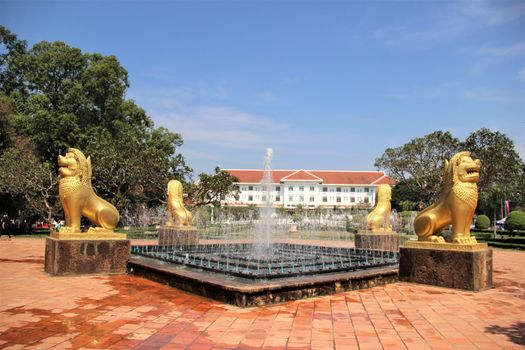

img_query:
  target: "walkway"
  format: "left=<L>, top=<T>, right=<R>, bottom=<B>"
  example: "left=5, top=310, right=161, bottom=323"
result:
left=0, top=238, right=523, bottom=349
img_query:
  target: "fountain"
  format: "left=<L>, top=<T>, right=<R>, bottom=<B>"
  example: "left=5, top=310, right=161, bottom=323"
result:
left=129, top=149, right=399, bottom=306
left=253, top=148, right=274, bottom=255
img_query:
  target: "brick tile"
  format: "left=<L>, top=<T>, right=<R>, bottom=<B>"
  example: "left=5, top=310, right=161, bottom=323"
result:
left=0, top=239, right=524, bottom=350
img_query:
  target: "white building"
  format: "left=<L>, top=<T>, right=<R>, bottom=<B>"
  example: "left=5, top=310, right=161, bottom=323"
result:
left=223, top=169, right=395, bottom=209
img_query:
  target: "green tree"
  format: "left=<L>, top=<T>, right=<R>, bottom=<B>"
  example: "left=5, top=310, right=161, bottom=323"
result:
left=0, top=26, right=27, bottom=95
left=391, top=181, right=420, bottom=211
left=188, top=167, right=239, bottom=207
left=504, top=210, right=525, bottom=233
left=375, top=131, right=461, bottom=204
left=0, top=27, right=190, bottom=220
left=0, top=95, right=15, bottom=151
left=463, top=128, right=525, bottom=216
left=0, top=137, right=58, bottom=221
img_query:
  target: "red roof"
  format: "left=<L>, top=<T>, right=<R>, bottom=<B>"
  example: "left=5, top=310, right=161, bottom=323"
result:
left=224, top=169, right=395, bottom=185
left=281, top=170, right=323, bottom=182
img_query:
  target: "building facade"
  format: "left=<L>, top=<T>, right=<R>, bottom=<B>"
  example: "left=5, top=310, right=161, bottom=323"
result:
left=223, top=169, right=395, bottom=209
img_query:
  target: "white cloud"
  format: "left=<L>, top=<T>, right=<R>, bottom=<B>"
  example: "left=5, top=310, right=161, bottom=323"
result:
left=477, top=41, right=525, bottom=57
left=463, top=89, right=524, bottom=103
left=373, top=0, right=525, bottom=47
left=386, top=82, right=460, bottom=100
left=518, top=68, right=525, bottom=82
left=459, top=0, right=525, bottom=26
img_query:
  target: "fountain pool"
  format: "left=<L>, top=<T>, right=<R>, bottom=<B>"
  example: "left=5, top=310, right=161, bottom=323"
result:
left=128, top=149, right=400, bottom=306
left=131, top=242, right=398, bottom=279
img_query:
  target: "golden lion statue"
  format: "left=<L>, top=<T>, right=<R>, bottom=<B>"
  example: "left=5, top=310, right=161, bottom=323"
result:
left=366, top=184, right=392, bottom=232
left=58, top=148, right=120, bottom=232
left=166, top=180, right=193, bottom=227
left=414, top=151, right=480, bottom=244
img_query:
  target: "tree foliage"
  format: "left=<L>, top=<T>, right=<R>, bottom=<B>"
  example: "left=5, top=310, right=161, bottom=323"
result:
left=391, top=181, right=421, bottom=212
left=463, top=128, right=525, bottom=216
left=0, top=136, right=58, bottom=221
left=188, top=167, right=239, bottom=207
left=375, top=129, right=524, bottom=217
left=375, top=131, right=461, bottom=204
left=0, top=26, right=191, bottom=221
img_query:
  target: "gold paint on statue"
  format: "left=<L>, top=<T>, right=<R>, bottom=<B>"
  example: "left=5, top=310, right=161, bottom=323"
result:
left=366, top=184, right=392, bottom=232
left=414, top=151, right=480, bottom=244
left=166, top=180, right=193, bottom=227
left=56, top=148, right=122, bottom=237
left=404, top=241, right=488, bottom=252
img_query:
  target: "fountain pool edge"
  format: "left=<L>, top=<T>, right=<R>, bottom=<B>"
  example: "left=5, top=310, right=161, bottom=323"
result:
left=128, top=255, right=399, bottom=307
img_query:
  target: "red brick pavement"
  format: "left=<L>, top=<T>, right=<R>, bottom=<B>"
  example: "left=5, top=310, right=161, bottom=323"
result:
left=0, top=237, right=523, bottom=350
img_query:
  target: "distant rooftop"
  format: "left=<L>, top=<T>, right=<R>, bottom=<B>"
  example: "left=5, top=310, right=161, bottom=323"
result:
left=224, top=169, right=396, bottom=185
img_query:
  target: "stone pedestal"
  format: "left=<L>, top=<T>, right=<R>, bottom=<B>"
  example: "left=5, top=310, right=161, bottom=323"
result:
left=399, top=241, right=492, bottom=291
left=355, top=232, right=400, bottom=251
left=158, top=226, right=199, bottom=246
left=45, top=235, right=130, bottom=276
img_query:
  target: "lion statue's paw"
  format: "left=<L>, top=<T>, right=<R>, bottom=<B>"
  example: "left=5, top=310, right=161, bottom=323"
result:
left=425, top=235, right=445, bottom=243
left=453, top=236, right=477, bottom=244
left=59, top=226, right=81, bottom=234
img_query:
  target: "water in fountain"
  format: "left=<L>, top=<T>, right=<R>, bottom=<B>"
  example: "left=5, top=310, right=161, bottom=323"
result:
left=129, top=148, right=400, bottom=279
left=253, top=148, right=275, bottom=257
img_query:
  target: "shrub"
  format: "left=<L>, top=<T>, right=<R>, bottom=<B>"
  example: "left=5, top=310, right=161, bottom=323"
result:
left=475, top=215, right=490, bottom=230
left=505, top=210, right=525, bottom=233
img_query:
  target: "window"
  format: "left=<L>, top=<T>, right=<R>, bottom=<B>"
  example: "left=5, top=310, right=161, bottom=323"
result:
left=336, top=197, right=341, bottom=203
left=364, top=187, right=369, bottom=193
left=351, top=197, right=355, bottom=203
left=262, top=195, right=267, bottom=202
left=350, top=187, right=355, bottom=192
left=343, top=187, right=349, bottom=192
left=364, top=197, right=369, bottom=203
left=248, top=195, right=253, bottom=201
left=276, top=196, right=281, bottom=202
left=299, top=186, right=304, bottom=191
left=288, top=195, right=293, bottom=202
left=275, top=186, right=281, bottom=192
left=299, top=195, right=304, bottom=202
left=336, top=187, right=341, bottom=192
left=329, top=188, right=335, bottom=192
left=322, top=196, right=327, bottom=203
left=289, top=186, right=293, bottom=191
left=343, top=196, right=348, bottom=202
left=241, top=186, right=247, bottom=191
left=310, top=186, right=314, bottom=191
left=248, top=186, right=253, bottom=191
left=309, top=196, right=314, bottom=202
left=322, top=187, right=327, bottom=192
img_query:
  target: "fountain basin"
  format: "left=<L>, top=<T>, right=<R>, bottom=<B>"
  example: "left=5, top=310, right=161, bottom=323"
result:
left=129, top=243, right=399, bottom=306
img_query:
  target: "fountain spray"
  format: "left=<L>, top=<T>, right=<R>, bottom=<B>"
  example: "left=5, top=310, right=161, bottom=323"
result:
left=254, top=148, right=274, bottom=255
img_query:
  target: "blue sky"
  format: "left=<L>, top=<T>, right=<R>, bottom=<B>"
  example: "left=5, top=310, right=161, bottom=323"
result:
left=2, top=0, right=524, bottom=175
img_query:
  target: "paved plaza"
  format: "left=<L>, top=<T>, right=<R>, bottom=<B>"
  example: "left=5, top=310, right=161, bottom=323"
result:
left=0, top=238, right=523, bottom=350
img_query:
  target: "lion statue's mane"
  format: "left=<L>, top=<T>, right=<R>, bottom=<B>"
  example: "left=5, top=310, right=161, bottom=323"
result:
left=413, top=151, right=480, bottom=244
left=58, top=148, right=119, bottom=232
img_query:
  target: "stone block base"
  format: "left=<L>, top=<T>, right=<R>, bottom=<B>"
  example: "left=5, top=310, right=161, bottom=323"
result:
left=355, top=232, right=400, bottom=251
left=158, top=226, right=199, bottom=246
left=399, top=243, right=492, bottom=291
left=45, top=237, right=130, bottom=276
